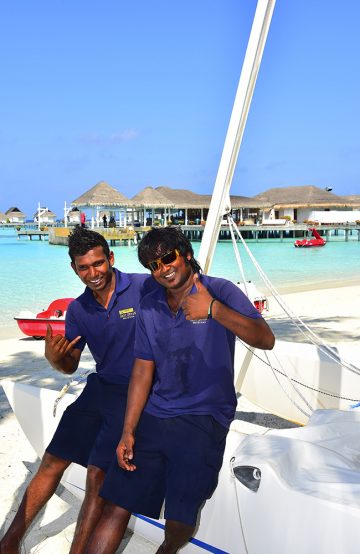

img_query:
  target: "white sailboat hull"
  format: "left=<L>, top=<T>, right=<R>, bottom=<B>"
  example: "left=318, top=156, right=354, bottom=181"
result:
left=235, top=339, right=360, bottom=424
left=1, top=380, right=247, bottom=553
left=3, top=379, right=360, bottom=554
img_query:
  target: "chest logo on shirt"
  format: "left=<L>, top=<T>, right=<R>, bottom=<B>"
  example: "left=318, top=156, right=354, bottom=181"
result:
left=119, top=307, right=136, bottom=320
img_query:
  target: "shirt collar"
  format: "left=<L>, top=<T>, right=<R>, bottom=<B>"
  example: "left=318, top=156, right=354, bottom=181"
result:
left=84, top=268, right=130, bottom=305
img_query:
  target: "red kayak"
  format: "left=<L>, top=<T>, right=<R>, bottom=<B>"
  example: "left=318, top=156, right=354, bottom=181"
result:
left=294, top=227, right=326, bottom=248
left=14, top=298, right=74, bottom=339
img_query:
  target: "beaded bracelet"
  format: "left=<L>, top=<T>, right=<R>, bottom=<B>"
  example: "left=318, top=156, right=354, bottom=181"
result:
left=207, top=298, right=216, bottom=319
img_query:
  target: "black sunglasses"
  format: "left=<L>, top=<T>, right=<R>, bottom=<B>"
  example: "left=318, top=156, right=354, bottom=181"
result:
left=148, top=249, right=180, bottom=272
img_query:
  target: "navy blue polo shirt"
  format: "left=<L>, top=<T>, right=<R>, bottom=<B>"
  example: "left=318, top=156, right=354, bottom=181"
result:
left=65, top=268, right=156, bottom=384
left=134, top=275, right=262, bottom=428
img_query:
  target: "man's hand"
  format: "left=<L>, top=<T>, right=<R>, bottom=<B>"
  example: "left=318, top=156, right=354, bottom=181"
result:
left=117, top=432, right=136, bottom=471
left=182, top=274, right=214, bottom=320
left=45, top=324, right=81, bottom=365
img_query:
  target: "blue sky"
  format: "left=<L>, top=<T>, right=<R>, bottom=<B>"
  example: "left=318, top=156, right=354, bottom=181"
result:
left=1, top=0, right=360, bottom=218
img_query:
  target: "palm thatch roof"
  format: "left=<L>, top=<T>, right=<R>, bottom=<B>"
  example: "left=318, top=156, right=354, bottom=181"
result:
left=253, top=185, right=353, bottom=208
left=156, top=186, right=210, bottom=208
left=71, top=181, right=131, bottom=207
left=131, top=187, right=174, bottom=208
left=230, top=195, right=271, bottom=209
left=5, top=207, right=26, bottom=217
left=156, top=186, right=272, bottom=210
left=33, top=208, right=57, bottom=218
left=340, top=195, right=360, bottom=207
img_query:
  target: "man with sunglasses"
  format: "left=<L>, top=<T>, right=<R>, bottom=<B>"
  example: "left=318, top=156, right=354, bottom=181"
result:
left=0, top=226, right=158, bottom=554
left=85, top=226, right=275, bottom=554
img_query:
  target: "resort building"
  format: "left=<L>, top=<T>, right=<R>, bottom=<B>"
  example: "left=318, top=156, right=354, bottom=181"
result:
left=67, top=207, right=81, bottom=226
left=254, top=186, right=360, bottom=224
left=33, top=207, right=57, bottom=226
left=131, top=187, right=174, bottom=226
left=5, top=207, right=27, bottom=225
left=63, top=181, right=360, bottom=230
left=71, top=181, right=131, bottom=227
left=0, top=212, right=7, bottom=224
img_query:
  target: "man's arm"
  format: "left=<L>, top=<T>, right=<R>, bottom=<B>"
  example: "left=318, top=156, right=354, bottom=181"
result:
left=209, top=300, right=274, bottom=349
left=116, top=358, right=155, bottom=471
left=182, top=275, right=275, bottom=350
left=45, top=324, right=82, bottom=374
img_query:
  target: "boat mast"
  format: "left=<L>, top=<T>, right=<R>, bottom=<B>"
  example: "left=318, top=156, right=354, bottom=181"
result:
left=198, top=0, right=276, bottom=274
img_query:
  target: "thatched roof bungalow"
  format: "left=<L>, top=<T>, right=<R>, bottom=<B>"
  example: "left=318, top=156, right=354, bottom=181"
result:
left=131, top=187, right=174, bottom=226
left=71, top=181, right=132, bottom=227
left=254, top=185, right=351, bottom=208
left=72, top=181, right=130, bottom=208
left=340, top=195, right=360, bottom=207
left=0, top=211, right=7, bottom=223
left=155, top=187, right=271, bottom=224
left=132, top=187, right=174, bottom=208
left=5, top=207, right=27, bottom=224
left=33, top=207, right=57, bottom=225
left=153, top=187, right=210, bottom=224
left=252, top=185, right=360, bottom=223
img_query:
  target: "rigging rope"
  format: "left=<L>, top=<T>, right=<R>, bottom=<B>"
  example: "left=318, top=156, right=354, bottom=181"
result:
left=228, top=215, right=360, bottom=377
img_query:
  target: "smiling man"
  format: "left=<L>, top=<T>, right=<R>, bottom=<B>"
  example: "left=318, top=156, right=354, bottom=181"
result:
left=85, top=226, right=275, bottom=554
left=0, top=226, right=157, bottom=554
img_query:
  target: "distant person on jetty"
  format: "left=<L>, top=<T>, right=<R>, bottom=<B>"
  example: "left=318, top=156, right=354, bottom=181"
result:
left=0, top=227, right=157, bottom=554
left=81, top=211, right=86, bottom=227
left=85, top=227, right=275, bottom=554
left=102, top=214, right=107, bottom=228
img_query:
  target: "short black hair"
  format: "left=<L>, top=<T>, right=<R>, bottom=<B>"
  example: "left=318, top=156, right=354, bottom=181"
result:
left=68, top=226, right=111, bottom=263
left=138, top=226, right=202, bottom=274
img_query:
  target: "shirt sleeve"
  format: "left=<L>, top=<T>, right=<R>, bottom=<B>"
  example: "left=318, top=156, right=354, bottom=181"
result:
left=217, top=280, right=262, bottom=319
left=134, top=305, right=155, bottom=361
left=65, top=302, right=86, bottom=351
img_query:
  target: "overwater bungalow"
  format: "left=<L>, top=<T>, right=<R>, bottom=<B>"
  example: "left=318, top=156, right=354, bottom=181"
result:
left=131, top=187, right=174, bottom=226
left=33, top=207, right=57, bottom=226
left=253, top=185, right=360, bottom=224
left=71, top=181, right=131, bottom=227
left=5, top=207, right=27, bottom=225
left=64, top=183, right=360, bottom=232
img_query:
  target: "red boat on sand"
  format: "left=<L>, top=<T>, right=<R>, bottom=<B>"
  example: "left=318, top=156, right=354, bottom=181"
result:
left=294, top=227, right=326, bottom=248
left=14, top=298, right=74, bottom=339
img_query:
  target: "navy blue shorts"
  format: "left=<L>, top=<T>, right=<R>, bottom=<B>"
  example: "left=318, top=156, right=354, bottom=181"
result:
left=46, top=373, right=128, bottom=472
left=100, top=412, right=228, bottom=526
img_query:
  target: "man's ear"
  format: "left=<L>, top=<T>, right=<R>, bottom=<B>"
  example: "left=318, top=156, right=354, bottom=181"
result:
left=71, top=262, right=78, bottom=275
left=109, top=251, right=115, bottom=266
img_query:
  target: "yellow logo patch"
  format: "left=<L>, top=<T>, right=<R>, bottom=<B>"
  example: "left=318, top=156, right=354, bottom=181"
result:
left=119, top=307, right=136, bottom=320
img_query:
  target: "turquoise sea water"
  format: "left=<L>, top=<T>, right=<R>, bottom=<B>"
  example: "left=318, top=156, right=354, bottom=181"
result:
left=1, top=227, right=360, bottom=337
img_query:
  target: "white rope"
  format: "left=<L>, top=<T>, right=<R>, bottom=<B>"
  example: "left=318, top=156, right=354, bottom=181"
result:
left=264, top=350, right=313, bottom=418
left=227, top=214, right=249, bottom=296
left=226, top=217, right=314, bottom=416
left=229, top=216, right=360, bottom=377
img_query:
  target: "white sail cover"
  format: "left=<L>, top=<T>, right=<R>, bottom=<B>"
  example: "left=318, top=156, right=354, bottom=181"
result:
left=233, top=409, right=360, bottom=508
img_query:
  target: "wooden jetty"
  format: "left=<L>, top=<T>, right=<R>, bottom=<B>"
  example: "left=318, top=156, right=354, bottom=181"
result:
left=48, top=227, right=137, bottom=246
left=27, top=223, right=360, bottom=246
left=17, top=229, right=49, bottom=240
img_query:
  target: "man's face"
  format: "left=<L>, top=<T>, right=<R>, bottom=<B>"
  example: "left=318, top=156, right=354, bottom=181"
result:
left=71, top=246, right=114, bottom=292
left=149, top=248, right=192, bottom=290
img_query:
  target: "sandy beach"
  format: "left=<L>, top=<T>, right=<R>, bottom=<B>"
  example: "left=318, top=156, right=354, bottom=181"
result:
left=1, top=283, right=360, bottom=552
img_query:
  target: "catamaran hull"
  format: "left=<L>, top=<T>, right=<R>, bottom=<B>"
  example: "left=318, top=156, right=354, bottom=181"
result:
left=1, top=380, right=247, bottom=553
left=235, top=339, right=360, bottom=425
left=3, top=380, right=360, bottom=553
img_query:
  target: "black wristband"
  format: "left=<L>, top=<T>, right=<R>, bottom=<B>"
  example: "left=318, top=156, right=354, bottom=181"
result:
left=207, top=298, right=216, bottom=319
